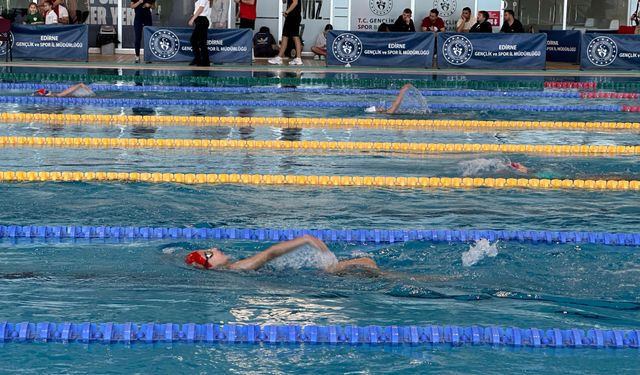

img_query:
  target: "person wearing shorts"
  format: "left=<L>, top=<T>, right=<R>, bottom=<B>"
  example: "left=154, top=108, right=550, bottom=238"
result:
left=268, top=0, right=303, bottom=66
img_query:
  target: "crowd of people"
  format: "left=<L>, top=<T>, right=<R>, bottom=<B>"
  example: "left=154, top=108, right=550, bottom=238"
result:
left=21, top=1, right=70, bottom=25
left=379, top=7, right=526, bottom=35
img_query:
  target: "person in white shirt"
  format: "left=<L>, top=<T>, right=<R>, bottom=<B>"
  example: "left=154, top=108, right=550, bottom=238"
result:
left=311, top=23, right=332, bottom=59
left=43, top=1, right=58, bottom=24
left=188, top=0, right=211, bottom=67
left=57, top=4, right=69, bottom=24
left=455, top=7, right=476, bottom=32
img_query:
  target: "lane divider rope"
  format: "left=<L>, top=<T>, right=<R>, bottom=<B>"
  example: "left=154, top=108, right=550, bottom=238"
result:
left=3, top=82, right=638, bottom=100
left=0, top=96, right=632, bottom=112
left=0, top=322, right=638, bottom=348
left=1, top=136, right=638, bottom=155
left=3, top=72, right=640, bottom=91
left=0, top=170, right=638, bottom=190
left=1, top=113, right=639, bottom=130
left=1, top=225, right=639, bottom=246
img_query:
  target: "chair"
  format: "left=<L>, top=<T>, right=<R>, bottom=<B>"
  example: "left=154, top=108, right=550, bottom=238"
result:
left=0, top=18, right=12, bottom=62
left=609, top=19, right=620, bottom=30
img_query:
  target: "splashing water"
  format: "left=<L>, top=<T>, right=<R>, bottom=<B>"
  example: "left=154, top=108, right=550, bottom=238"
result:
left=459, top=158, right=511, bottom=177
left=265, top=244, right=339, bottom=271
left=398, top=85, right=431, bottom=114
left=462, top=239, right=499, bottom=267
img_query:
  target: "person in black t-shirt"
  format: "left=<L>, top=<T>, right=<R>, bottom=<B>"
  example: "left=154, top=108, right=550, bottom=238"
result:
left=469, top=10, right=492, bottom=33
left=130, top=0, right=155, bottom=63
left=253, top=26, right=279, bottom=57
left=500, top=10, right=524, bottom=33
left=268, top=0, right=303, bottom=65
left=391, top=8, right=415, bottom=32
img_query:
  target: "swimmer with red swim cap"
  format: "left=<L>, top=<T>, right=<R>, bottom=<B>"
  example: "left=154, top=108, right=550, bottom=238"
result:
left=509, top=162, right=528, bottom=173
left=34, top=83, right=95, bottom=98
left=185, top=235, right=379, bottom=273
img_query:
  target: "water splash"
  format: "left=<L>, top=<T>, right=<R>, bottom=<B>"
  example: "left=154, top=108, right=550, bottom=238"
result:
left=265, top=244, right=339, bottom=271
left=462, top=239, right=499, bottom=267
left=459, top=158, right=511, bottom=177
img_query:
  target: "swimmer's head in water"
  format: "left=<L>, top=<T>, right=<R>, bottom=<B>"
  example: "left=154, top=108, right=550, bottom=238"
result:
left=510, top=162, right=529, bottom=173
left=35, top=88, right=50, bottom=96
left=185, top=248, right=229, bottom=269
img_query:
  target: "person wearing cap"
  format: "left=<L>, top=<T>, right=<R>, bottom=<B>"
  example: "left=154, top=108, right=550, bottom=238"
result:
left=34, top=83, right=95, bottom=97
left=185, top=235, right=379, bottom=274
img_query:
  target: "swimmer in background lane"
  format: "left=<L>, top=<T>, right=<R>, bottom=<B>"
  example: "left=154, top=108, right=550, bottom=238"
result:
left=185, top=235, right=379, bottom=274
left=365, top=83, right=415, bottom=114
left=35, top=83, right=95, bottom=97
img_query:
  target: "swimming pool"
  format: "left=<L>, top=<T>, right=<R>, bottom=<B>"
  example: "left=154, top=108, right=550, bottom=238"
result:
left=0, top=70, right=638, bottom=373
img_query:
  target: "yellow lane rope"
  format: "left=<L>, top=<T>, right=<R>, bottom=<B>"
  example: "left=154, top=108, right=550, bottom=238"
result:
left=0, top=136, right=638, bottom=155
left=0, top=171, right=638, bottom=190
left=1, top=113, right=639, bottom=130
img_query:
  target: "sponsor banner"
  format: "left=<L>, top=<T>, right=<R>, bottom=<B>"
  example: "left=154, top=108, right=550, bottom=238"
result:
left=542, top=30, right=581, bottom=63
left=143, top=27, right=252, bottom=63
left=415, top=0, right=475, bottom=32
left=437, top=32, right=547, bottom=69
left=0, top=24, right=88, bottom=61
left=350, top=0, right=413, bottom=31
left=580, top=34, right=640, bottom=70
left=326, top=31, right=435, bottom=67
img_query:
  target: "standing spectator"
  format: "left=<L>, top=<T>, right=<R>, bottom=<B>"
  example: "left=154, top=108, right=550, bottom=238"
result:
left=391, top=8, right=415, bottom=32
left=469, top=11, right=492, bottom=33
left=43, top=1, right=58, bottom=24
left=455, top=7, right=476, bottom=32
left=253, top=26, right=278, bottom=57
left=53, top=0, right=77, bottom=24
left=235, top=0, right=256, bottom=30
left=56, top=2, right=69, bottom=24
left=188, top=0, right=211, bottom=67
left=311, top=23, right=332, bottom=59
left=268, top=0, right=303, bottom=66
left=500, top=10, right=524, bottom=33
left=130, top=0, right=154, bottom=63
left=24, top=2, right=44, bottom=24
left=421, top=8, right=445, bottom=32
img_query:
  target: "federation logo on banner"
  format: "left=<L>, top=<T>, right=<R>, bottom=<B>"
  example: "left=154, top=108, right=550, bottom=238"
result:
left=586, top=36, right=618, bottom=66
left=442, top=35, right=473, bottom=65
left=369, top=0, right=393, bottom=16
left=149, top=29, right=181, bottom=60
left=434, top=0, right=457, bottom=18
left=0, top=32, right=14, bottom=56
left=332, top=33, right=364, bottom=64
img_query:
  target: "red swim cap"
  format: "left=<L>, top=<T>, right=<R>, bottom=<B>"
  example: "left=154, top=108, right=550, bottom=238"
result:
left=510, top=162, right=521, bottom=169
left=36, top=88, right=50, bottom=96
left=185, top=251, right=210, bottom=269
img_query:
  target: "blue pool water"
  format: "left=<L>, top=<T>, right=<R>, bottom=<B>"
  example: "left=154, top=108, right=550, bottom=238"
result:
left=0, top=71, right=639, bottom=373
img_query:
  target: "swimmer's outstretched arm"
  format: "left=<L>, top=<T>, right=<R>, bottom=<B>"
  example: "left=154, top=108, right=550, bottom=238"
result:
left=56, top=83, right=94, bottom=98
left=228, top=235, right=332, bottom=271
left=384, top=83, right=414, bottom=114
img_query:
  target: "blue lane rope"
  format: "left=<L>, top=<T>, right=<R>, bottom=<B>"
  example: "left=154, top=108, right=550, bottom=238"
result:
left=0, top=225, right=638, bottom=246
left=0, top=322, right=638, bottom=348
left=0, top=82, right=586, bottom=98
left=0, top=96, right=623, bottom=112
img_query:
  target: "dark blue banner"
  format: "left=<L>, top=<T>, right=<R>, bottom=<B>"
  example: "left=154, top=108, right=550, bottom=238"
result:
left=143, top=27, right=251, bottom=64
left=580, top=34, right=640, bottom=70
left=1, top=25, right=88, bottom=61
left=542, top=30, right=581, bottom=63
left=437, top=33, right=547, bottom=69
left=326, top=31, right=434, bottom=68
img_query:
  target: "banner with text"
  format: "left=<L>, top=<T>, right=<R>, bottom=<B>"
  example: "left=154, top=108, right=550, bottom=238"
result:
left=326, top=31, right=434, bottom=68
left=350, top=0, right=412, bottom=31
left=580, top=34, right=640, bottom=70
left=437, top=32, right=547, bottom=69
left=1, top=24, right=88, bottom=61
left=543, top=30, right=580, bottom=63
left=143, top=27, right=252, bottom=64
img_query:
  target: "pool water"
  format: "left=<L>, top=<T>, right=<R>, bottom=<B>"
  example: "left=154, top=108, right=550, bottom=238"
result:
left=0, top=72, right=638, bottom=374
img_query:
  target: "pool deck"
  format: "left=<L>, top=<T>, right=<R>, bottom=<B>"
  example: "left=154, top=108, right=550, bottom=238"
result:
left=2, top=53, right=640, bottom=77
